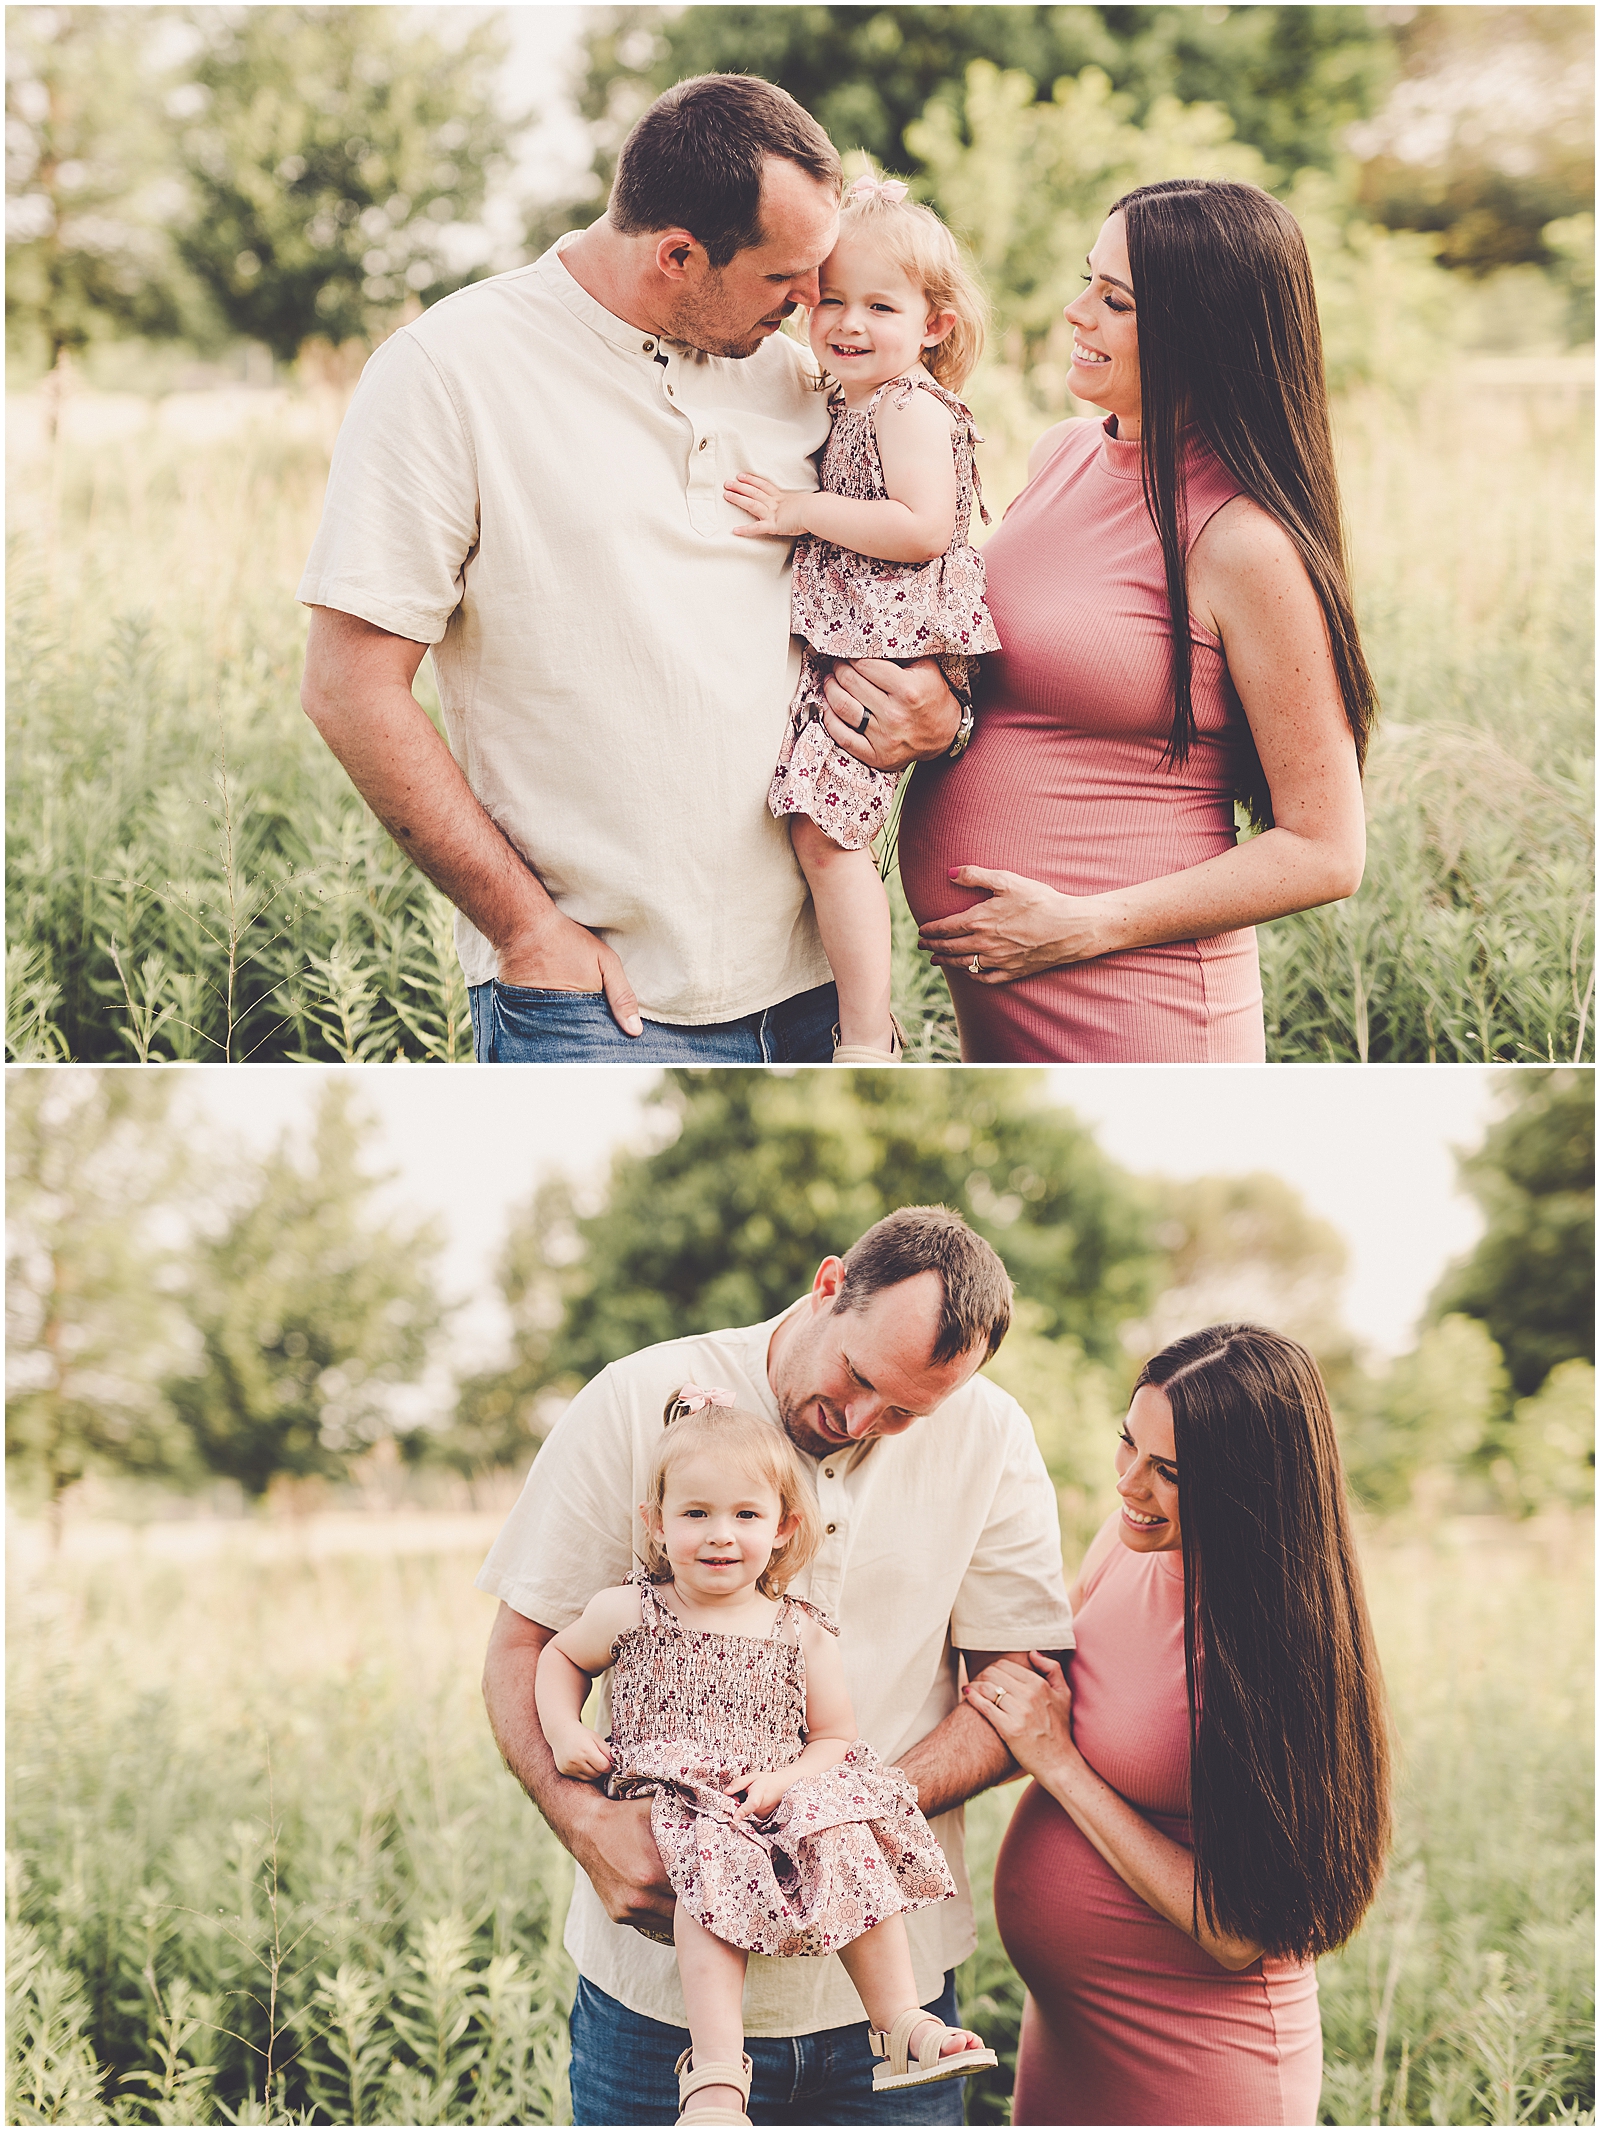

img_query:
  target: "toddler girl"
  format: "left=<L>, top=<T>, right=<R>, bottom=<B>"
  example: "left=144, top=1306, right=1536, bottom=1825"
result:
left=535, top=1387, right=996, bottom=2127
left=725, top=176, right=1000, bottom=1065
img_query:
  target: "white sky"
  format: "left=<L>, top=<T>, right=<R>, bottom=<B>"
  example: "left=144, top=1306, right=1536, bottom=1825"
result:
left=170, top=1065, right=1501, bottom=1370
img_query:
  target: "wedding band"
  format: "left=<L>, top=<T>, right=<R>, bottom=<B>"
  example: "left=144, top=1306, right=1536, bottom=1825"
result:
left=991, top=1687, right=1006, bottom=1704
left=854, top=707, right=873, bottom=734
left=969, top=955, right=982, bottom=975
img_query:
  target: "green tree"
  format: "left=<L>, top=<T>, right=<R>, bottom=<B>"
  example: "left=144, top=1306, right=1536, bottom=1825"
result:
left=5, top=1070, right=194, bottom=1522
left=1355, top=6, right=1594, bottom=278
left=172, top=6, right=513, bottom=363
left=166, top=1083, right=448, bottom=1496
left=444, top=1069, right=1157, bottom=1473
left=1130, top=1170, right=1362, bottom=1396
left=4, top=9, right=211, bottom=376
left=1430, top=1068, right=1594, bottom=1399
left=1341, top=1312, right=1510, bottom=1515
left=560, top=5, right=1394, bottom=228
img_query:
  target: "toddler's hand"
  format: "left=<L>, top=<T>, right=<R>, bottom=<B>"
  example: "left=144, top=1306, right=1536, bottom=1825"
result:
left=724, top=1768, right=795, bottom=1822
left=724, top=473, right=806, bottom=539
left=553, top=1726, right=613, bottom=1781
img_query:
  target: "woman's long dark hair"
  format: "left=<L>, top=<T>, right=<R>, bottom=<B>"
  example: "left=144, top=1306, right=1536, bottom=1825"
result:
left=1112, top=179, right=1378, bottom=827
left=1135, top=1323, right=1392, bottom=1961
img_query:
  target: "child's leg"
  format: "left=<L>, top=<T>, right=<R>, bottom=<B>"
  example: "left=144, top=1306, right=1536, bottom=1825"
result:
left=789, top=815, right=894, bottom=1052
left=836, top=1914, right=983, bottom=2059
left=673, top=1900, right=750, bottom=2115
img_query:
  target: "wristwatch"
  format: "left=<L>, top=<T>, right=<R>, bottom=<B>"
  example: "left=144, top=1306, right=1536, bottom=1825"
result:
left=945, top=696, right=976, bottom=760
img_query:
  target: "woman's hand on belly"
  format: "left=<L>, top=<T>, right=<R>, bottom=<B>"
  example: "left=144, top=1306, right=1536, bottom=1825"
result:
left=918, top=865, right=1116, bottom=980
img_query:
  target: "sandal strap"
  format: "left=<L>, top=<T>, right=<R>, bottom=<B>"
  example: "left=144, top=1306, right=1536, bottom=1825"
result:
left=674, top=2050, right=754, bottom=2106
left=870, top=2008, right=952, bottom=2077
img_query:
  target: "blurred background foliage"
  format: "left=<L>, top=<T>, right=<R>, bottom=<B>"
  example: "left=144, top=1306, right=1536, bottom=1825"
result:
left=7, top=1066, right=1592, bottom=1553
left=6, top=5, right=1593, bottom=382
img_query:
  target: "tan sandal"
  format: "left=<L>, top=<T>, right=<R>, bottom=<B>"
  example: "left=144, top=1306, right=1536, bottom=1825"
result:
left=831, top=1013, right=905, bottom=1066
left=869, top=2007, right=997, bottom=2093
left=675, top=2047, right=754, bottom=2126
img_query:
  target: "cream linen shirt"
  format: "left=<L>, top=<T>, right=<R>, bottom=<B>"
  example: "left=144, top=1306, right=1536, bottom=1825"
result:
left=296, top=236, right=834, bottom=1022
left=474, top=1308, right=1075, bottom=2037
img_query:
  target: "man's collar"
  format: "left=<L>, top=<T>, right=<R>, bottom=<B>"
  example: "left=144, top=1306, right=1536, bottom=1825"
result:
left=542, top=231, right=676, bottom=362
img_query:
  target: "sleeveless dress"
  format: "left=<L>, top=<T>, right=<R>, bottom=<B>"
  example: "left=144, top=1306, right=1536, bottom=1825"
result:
left=992, top=1524, right=1321, bottom=2126
left=605, top=1576, right=956, bottom=1958
left=898, top=416, right=1267, bottom=1061
left=767, top=372, right=1002, bottom=853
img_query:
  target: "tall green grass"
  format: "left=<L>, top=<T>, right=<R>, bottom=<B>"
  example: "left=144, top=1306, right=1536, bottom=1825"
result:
left=5, top=365, right=1592, bottom=1062
left=7, top=1517, right=1591, bottom=2125
left=7, top=1541, right=573, bottom=2124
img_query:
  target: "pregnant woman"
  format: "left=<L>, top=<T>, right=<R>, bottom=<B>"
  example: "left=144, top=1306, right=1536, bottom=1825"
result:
left=901, top=179, right=1376, bottom=1060
left=966, top=1324, right=1392, bottom=2126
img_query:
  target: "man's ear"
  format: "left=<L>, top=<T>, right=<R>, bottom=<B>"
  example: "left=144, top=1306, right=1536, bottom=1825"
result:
left=810, top=1255, right=846, bottom=1307
left=653, top=230, right=699, bottom=281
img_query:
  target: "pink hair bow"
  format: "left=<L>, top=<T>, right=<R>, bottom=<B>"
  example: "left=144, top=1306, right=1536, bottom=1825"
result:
left=670, top=1383, right=736, bottom=1416
left=847, top=174, right=909, bottom=203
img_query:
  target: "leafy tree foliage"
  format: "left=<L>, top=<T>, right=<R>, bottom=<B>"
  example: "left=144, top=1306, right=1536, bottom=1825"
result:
left=566, top=5, right=1394, bottom=209
left=5, top=1071, right=194, bottom=1515
left=5, top=9, right=209, bottom=371
left=172, top=6, right=512, bottom=362
left=1430, top=1068, right=1594, bottom=1399
left=444, top=1069, right=1160, bottom=1473
left=1354, top=6, right=1594, bottom=276
left=166, top=1083, right=448, bottom=1496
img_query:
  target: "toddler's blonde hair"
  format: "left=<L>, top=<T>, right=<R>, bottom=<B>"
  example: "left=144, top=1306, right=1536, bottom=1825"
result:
left=830, top=179, right=989, bottom=394
left=640, top=1393, right=822, bottom=1599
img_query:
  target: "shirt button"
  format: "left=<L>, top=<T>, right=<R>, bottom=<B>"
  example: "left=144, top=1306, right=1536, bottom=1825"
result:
left=642, top=340, right=655, bottom=354
left=666, top=383, right=675, bottom=396
left=697, top=437, right=708, bottom=451
left=826, top=1523, right=837, bottom=1534
left=824, top=1468, right=834, bottom=1478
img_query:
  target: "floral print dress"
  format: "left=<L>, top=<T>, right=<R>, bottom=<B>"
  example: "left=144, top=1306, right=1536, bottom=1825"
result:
left=767, top=371, right=1002, bottom=853
left=604, top=1574, right=955, bottom=1958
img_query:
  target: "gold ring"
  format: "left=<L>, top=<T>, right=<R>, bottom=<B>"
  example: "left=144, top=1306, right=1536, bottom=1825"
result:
left=991, top=1687, right=1006, bottom=1703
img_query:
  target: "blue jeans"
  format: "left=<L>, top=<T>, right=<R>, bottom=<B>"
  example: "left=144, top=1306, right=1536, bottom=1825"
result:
left=469, top=980, right=839, bottom=1064
left=567, top=1970, right=967, bottom=2126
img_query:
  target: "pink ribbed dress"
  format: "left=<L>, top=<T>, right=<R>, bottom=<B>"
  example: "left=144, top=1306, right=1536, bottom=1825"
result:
left=992, top=1521, right=1322, bottom=2127
left=898, top=417, right=1267, bottom=1062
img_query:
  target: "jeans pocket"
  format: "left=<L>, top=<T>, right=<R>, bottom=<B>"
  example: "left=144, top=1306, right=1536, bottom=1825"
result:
left=489, top=982, right=622, bottom=1062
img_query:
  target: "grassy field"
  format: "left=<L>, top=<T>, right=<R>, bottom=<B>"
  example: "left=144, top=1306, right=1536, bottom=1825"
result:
left=7, top=1512, right=1592, bottom=2126
left=5, top=356, right=1593, bottom=1064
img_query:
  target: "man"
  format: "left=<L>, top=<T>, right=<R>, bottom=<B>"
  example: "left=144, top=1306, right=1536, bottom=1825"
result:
left=477, top=1207, right=1075, bottom=2125
left=297, top=75, right=965, bottom=1064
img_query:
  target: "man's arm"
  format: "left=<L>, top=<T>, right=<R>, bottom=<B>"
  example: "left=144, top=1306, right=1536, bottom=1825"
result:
left=481, top=1601, right=675, bottom=1927
left=894, top=1647, right=1042, bottom=1819
left=300, top=606, right=642, bottom=1030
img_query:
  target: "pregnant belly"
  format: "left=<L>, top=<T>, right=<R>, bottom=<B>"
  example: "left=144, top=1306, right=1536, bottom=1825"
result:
left=898, top=710, right=1242, bottom=926
left=994, top=1783, right=1321, bottom=2127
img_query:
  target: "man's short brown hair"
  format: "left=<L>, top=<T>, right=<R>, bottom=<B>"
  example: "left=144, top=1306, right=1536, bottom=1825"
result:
left=609, top=73, right=842, bottom=269
left=834, top=1206, right=1013, bottom=1363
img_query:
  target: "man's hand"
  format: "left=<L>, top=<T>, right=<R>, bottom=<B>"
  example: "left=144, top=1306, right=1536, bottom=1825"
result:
left=495, top=905, right=644, bottom=1035
left=574, top=1796, right=677, bottom=1930
left=482, top=1604, right=675, bottom=1929
left=724, top=471, right=809, bottom=539
left=820, top=657, right=961, bottom=771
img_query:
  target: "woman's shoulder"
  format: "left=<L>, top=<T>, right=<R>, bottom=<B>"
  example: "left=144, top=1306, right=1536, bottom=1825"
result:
left=1026, top=415, right=1101, bottom=482
left=1075, top=1513, right=1127, bottom=1600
